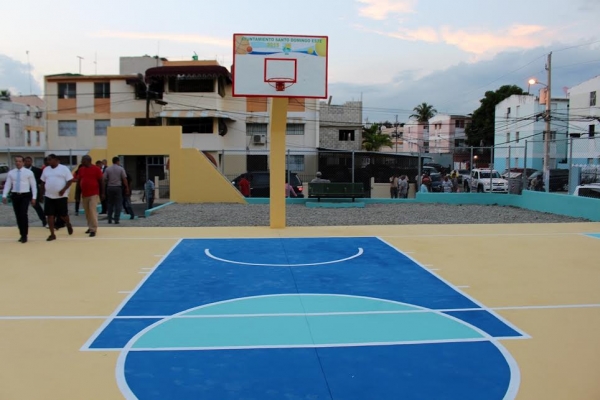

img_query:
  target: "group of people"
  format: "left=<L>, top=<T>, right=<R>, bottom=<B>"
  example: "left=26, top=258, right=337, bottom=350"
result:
left=2, top=154, right=132, bottom=243
left=389, top=174, right=409, bottom=198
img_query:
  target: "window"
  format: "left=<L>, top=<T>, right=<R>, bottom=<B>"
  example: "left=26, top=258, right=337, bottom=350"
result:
left=94, top=82, right=110, bottom=99
left=4, top=123, right=9, bottom=138
left=246, top=123, right=268, bottom=136
left=36, top=131, right=40, bottom=146
left=168, top=76, right=214, bottom=93
left=58, top=83, right=76, bottom=99
left=591, top=91, right=597, bottom=107
left=338, top=129, right=355, bottom=141
left=286, top=123, right=304, bottom=135
left=590, top=124, right=596, bottom=138
left=455, top=120, right=464, bottom=128
left=26, top=130, right=31, bottom=145
left=94, top=119, right=110, bottom=136
left=58, top=120, right=77, bottom=136
left=286, top=155, right=305, bottom=171
left=516, top=132, right=520, bottom=143
left=134, top=118, right=159, bottom=126
left=168, top=117, right=213, bottom=134
left=57, top=156, right=77, bottom=166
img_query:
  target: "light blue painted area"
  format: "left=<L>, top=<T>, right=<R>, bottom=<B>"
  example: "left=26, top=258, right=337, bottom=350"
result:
left=184, top=295, right=419, bottom=316
left=131, top=309, right=482, bottom=349
left=131, top=296, right=482, bottom=349
left=416, top=193, right=518, bottom=205
left=144, top=201, right=176, bottom=217
left=517, top=190, right=600, bottom=221
left=586, top=233, right=600, bottom=239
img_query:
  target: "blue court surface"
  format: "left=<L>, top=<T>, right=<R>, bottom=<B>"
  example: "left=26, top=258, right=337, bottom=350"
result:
left=83, top=237, right=527, bottom=400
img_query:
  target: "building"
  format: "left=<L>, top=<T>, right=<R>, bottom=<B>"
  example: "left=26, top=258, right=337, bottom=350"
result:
left=44, top=56, right=321, bottom=186
left=567, top=75, right=600, bottom=167
left=318, top=101, right=363, bottom=151
left=0, top=94, right=46, bottom=166
left=493, top=94, right=569, bottom=173
left=379, top=125, right=404, bottom=154
left=402, top=119, right=429, bottom=153
left=427, top=114, right=471, bottom=154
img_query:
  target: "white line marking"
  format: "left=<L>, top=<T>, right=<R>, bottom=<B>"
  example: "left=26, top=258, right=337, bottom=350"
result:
left=7, top=303, right=600, bottom=321
left=79, top=238, right=183, bottom=351
left=204, top=248, right=364, bottom=267
left=376, top=237, right=532, bottom=340
left=457, top=286, right=470, bottom=289
left=429, top=268, right=441, bottom=271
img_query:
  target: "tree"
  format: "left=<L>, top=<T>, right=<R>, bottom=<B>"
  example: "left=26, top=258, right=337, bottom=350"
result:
left=410, top=102, right=437, bottom=123
left=465, top=85, right=524, bottom=146
left=362, top=123, right=393, bottom=151
left=0, top=89, right=11, bottom=101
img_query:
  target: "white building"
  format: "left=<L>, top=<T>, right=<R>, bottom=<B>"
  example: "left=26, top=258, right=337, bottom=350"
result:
left=567, top=75, right=600, bottom=166
left=493, top=94, right=569, bottom=172
left=402, top=119, right=429, bottom=153
left=44, top=56, right=320, bottom=179
left=0, top=95, right=46, bottom=166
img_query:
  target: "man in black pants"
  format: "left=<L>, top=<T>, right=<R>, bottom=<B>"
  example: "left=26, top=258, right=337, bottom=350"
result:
left=103, top=156, right=129, bottom=224
left=2, top=156, right=38, bottom=243
left=23, top=156, right=47, bottom=227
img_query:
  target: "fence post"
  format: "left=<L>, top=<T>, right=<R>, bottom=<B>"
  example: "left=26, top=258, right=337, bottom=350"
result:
left=568, top=137, right=574, bottom=193
left=523, top=140, right=528, bottom=190
left=489, top=146, right=494, bottom=193
left=351, top=150, right=355, bottom=183
left=417, top=145, right=422, bottom=189
left=287, top=149, right=291, bottom=184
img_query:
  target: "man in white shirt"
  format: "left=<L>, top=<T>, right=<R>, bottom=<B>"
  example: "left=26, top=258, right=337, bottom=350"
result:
left=41, top=154, right=74, bottom=241
left=2, top=155, right=37, bottom=243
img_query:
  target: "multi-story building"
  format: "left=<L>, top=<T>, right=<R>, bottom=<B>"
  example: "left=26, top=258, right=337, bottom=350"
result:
left=44, top=56, right=320, bottom=186
left=493, top=94, right=569, bottom=172
left=567, top=75, right=599, bottom=166
left=402, top=120, right=429, bottom=153
left=428, top=114, right=471, bottom=154
left=0, top=95, right=46, bottom=165
left=318, top=101, right=363, bottom=151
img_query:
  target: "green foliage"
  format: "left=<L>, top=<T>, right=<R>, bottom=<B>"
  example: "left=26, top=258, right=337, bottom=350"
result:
left=362, top=123, right=393, bottom=151
left=0, top=89, right=11, bottom=101
left=410, top=103, right=437, bottom=123
left=466, top=85, right=524, bottom=146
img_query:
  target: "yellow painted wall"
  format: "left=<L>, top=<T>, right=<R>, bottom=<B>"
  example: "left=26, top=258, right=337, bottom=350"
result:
left=86, top=126, right=245, bottom=204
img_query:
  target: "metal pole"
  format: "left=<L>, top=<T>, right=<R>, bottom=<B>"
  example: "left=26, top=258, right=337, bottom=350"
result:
left=568, top=136, right=574, bottom=193
left=395, top=115, right=398, bottom=153
left=351, top=150, right=355, bottom=183
left=469, top=146, right=473, bottom=193
left=287, top=149, right=291, bottom=184
left=523, top=140, right=528, bottom=190
left=417, top=145, right=422, bottom=189
left=489, top=146, right=494, bottom=193
left=543, top=51, right=552, bottom=193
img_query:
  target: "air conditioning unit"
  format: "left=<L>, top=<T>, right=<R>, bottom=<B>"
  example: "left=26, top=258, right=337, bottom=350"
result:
left=252, top=134, right=266, bottom=145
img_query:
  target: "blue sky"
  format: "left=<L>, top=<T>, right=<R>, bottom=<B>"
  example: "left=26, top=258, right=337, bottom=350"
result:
left=1, top=0, right=599, bottom=122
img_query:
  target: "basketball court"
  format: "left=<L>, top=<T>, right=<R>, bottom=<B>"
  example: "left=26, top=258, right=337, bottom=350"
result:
left=1, top=222, right=600, bottom=399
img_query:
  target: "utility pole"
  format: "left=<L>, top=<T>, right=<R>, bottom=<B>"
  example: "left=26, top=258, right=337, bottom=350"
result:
left=77, top=56, right=84, bottom=74
left=26, top=51, right=32, bottom=95
left=543, top=52, right=552, bottom=192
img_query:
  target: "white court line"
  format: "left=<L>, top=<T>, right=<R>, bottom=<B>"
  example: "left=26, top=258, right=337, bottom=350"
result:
left=457, top=286, right=470, bottom=289
left=376, top=237, right=532, bottom=340
left=79, top=238, right=184, bottom=351
left=204, top=247, right=364, bottom=267
left=5, top=303, right=600, bottom=321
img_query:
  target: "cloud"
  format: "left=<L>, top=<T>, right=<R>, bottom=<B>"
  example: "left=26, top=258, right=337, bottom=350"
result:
left=0, top=54, right=41, bottom=96
left=578, top=0, right=600, bottom=11
left=92, top=31, right=230, bottom=47
left=356, top=0, right=417, bottom=20
left=329, top=44, right=600, bottom=122
left=368, top=23, right=550, bottom=56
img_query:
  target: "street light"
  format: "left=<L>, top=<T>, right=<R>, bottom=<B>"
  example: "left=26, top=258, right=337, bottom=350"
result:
left=528, top=59, right=552, bottom=193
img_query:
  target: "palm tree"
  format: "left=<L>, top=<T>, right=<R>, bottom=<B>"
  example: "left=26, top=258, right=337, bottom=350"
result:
left=362, top=123, right=393, bottom=151
left=410, top=103, right=437, bottom=123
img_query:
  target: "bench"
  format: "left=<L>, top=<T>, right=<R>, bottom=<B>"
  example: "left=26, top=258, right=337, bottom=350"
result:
left=308, top=182, right=365, bottom=202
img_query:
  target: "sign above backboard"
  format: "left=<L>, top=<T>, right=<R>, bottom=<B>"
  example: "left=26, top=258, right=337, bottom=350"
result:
left=232, top=34, right=328, bottom=98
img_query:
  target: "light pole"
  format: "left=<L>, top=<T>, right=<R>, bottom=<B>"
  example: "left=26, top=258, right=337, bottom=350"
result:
left=528, top=52, right=552, bottom=192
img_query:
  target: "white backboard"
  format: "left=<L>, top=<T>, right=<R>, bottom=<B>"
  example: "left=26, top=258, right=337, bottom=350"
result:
left=233, top=34, right=328, bottom=98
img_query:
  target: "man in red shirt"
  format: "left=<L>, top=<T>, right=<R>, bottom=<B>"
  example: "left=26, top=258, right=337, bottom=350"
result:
left=238, top=173, right=251, bottom=197
left=77, top=155, right=105, bottom=237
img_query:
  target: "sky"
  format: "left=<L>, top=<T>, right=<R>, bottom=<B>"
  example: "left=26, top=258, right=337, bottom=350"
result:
left=1, top=0, right=599, bottom=123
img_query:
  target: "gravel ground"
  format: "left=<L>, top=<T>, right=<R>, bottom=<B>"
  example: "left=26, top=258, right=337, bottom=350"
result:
left=0, top=202, right=587, bottom=229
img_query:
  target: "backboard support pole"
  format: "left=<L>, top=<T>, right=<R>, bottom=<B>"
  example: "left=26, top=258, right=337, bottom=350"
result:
left=269, top=97, right=289, bottom=229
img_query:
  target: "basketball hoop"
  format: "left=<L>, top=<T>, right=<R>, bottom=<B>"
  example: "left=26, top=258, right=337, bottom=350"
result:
left=266, top=77, right=295, bottom=92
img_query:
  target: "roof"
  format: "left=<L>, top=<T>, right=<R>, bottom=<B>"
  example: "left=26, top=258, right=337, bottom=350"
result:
left=11, top=95, right=45, bottom=108
left=45, top=74, right=137, bottom=82
left=145, top=65, right=232, bottom=82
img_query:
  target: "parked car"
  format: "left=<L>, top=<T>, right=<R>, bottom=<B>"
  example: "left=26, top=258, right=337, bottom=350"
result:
left=501, top=168, right=537, bottom=179
left=424, top=163, right=448, bottom=175
left=457, top=169, right=471, bottom=191
left=527, top=169, right=569, bottom=192
left=231, top=171, right=304, bottom=198
left=0, top=164, right=9, bottom=192
left=470, top=169, right=509, bottom=193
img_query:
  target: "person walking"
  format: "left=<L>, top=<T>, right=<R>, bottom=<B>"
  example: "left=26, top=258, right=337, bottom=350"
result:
left=238, top=173, right=251, bottom=197
left=389, top=174, right=399, bottom=199
left=2, top=156, right=37, bottom=243
left=23, top=156, right=47, bottom=227
left=144, top=178, right=155, bottom=210
left=77, top=155, right=104, bottom=237
left=41, top=154, right=74, bottom=241
left=96, top=160, right=108, bottom=214
left=103, top=156, right=129, bottom=224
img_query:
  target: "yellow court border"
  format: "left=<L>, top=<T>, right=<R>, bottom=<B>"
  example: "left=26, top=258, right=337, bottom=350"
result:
left=1, top=223, right=600, bottom=400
